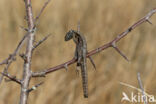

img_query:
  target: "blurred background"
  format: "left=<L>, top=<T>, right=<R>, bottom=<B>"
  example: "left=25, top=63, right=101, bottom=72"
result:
left=0, top=0, right=156, bottom=104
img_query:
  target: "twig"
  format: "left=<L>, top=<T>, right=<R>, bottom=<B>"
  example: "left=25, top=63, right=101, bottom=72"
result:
left=32, top=8, right=156, bottom=77
left=34, top=0, right=51, bottom=22
left=32, top=58, right=76, bottom=77
left=32, top=34, right=51, bottom=51
left=88, top=56, right=96, bottom=69
left=27, top=82, right=43, bottom=92
left=137, top=72, right=147, bottom=104
left=0, top=33, right=29, bottom=84
left=1, top=72, right=22, bottom=85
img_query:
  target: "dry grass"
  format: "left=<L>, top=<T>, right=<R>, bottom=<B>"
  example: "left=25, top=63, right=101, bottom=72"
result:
left=0, top=0, right=156, bottom=104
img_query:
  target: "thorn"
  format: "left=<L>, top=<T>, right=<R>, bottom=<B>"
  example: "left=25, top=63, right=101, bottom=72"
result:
left=88, top=56, right=96, bottom=70
left=19, top=26, right=28, bottom=32
left=111, top=42, right=129, bottom=62
left=146, top=19, right=153, bottom=25
left=64, top=64, right=68, bottom=71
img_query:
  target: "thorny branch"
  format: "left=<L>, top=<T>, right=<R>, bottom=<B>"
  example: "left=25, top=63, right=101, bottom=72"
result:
left=0, top=33, right=29, bottom=84
left=32, top=8, right=156, bottom=77
left=0, top=0, right=51, bottom=84
left=19, top=0, right=51, bottom=103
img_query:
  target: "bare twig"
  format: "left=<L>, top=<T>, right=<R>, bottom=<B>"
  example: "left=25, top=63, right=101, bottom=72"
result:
left=32, top=34, right=51, bottom=51
left=32, top=8, right=156, bottom=77
left=27, top=82, right=43, bottom=92
left=1, top=72, right=22, bottom=85
left=34, top=0, right=51, bottom=22
left=137, top=72, right=147, bottom=104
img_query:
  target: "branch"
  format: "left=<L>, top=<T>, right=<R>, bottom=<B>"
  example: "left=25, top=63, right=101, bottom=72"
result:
left=0, top=33, right=29, bottom=65
left=20, top=0, right=36, bottom=104
left=32, top=8, right=156, bottom=77
left=0, top=0, right=51, bottom=103
left=0, top=33, right=29, bottom=84
left=1, top=72, right=22, bottom=85
left=32, top=34, right=51, bottom=51
left=34, top=0, right=51, bottom=22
